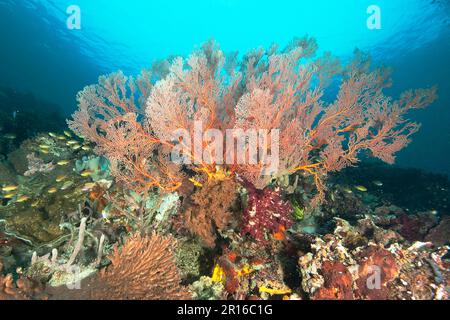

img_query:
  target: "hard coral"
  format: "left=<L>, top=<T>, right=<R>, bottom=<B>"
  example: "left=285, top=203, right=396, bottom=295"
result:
left=425, top=216, right=450, bottom=246
left=241, top=179, right=293, bottom=243
left=313, top=261, right=354, bottom=300
left=355, top=246, right=398, bottom=300
left=0, top=261, right=46, bottom=300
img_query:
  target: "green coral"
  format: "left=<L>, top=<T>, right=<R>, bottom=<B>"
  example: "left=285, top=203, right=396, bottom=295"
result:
left=292, top=199, right=305, bottom=221
left=190, top=276, right=225, bottom=300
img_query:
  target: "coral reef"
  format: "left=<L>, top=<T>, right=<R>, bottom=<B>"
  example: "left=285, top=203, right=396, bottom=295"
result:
left=48, top=233, right=190, bottom=300
left=0, top=37, right=446, bottom=301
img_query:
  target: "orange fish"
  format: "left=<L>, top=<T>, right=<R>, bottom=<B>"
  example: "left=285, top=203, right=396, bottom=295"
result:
left=272, top=225, right=286, bottom=241
left=227, top=251, right=237, bottom=263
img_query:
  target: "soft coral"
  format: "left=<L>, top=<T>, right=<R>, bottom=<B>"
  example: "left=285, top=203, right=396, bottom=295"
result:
left=240, top=178, right=293, bottom=243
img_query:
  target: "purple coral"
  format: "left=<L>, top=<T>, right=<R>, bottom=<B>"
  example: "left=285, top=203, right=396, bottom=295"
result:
left=240, top=178, right=294, bottom=243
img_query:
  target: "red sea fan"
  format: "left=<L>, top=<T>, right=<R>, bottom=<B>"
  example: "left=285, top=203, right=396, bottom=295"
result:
left=69, top=38, right=437, bottom=204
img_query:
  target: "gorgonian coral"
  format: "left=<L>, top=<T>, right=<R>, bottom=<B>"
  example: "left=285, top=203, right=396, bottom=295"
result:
left=48, top=233, right=190, bottom=300
left=69, top=37, right=436, bottom=206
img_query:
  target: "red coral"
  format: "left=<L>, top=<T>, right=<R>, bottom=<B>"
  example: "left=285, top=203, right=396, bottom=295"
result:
left=240, top=178, right=293, bottom=243
left=313, top=261, right=354, bottom=300
left=425, top=216, right=450, bottom=246
left=355, top=246, right=398, bottom=300
left=394, top=213, right=437, bottom=242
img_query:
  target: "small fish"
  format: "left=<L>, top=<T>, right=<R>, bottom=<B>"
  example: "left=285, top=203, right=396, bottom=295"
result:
left=71, top=144, right=82, bottom=150
left=273, top=225, right=286, bottom=241
left=55, top=175, right=67, bottom=182
left=355, top=185, right=368, bottom=192
left=63, top=130, right=72, bottom=137
left=189, top=178, right=203, bottom=187
left=3, top=193, right=16, bottom=199
left=430, top=209, right=438, bottom=215
left=39, top=144, right=50, bottom=149
left=66, top=140, right=78, bottom=145
left=342, top=186, right=353, bottom=194
left=2, top=185, right=18, bottom=192
left=80, top=170, right=94, bottom=177
left=15, top=195, right=29, bottom=203
left=31, top=200, right=40, bottom=207
left=57, top=135, right=66, bottom=141
left=47, top=187, right=58, bottom=194
left=372, top=180, right=383, bottom=187
left=48, top=132, right=57, bottom=138
left=81, top=145, right=91, bottom=151
left=82, top=182, right=96, bottom=191
left=60, top=181, right=74, bottom=190
left=57, top=160, right=70, bottom=166
left=40, top=149, right=49, bottom=154
left=3, top=133, right=16, bottom=140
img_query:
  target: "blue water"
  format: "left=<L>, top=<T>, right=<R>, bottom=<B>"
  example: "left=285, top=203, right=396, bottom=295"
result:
left=0, top=0, right=449, bottom=176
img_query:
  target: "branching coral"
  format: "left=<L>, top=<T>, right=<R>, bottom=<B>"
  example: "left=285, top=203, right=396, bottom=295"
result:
left=182, top=179, right=239, bottom=247
left=67, top=71, right=182, bottom=193
left=69, top=37, right=436, bottom=208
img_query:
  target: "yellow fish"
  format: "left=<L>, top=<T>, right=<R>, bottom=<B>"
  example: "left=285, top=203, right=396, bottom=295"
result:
left=48, top=187, right=58, bottom=194
left=40, top=149, right=49, bottom=154
left=372, top=180, right=383, bottom=187
left=48, top=132, right=57, bottom=138
left=3, top=133, right=16, bottom=140
left=2, top=185, right=18, bottom=192
left=16, top=195, right=29, bottom=203
left=57, top=135, right=66, bottom=141
left=72, top=144, right=82, bottom=150
left=57, top=160, right=70, bottom=166
left=81, top=145, right=91, bottom=151
left=342, top=186, right=353, bottom=194
left=82, top=182, right=96, bottom=191
left=56, top=175, right=67, bottom=182
left=66, top=140, right=78, bottom=145
left=189, top=178, right=203, bottom=187
left=39, top=144, right=50, bottom=149
left=3, top=193, right=16, bottom=199
left=355, top=185, right=368, bottom=192
left=63, top=130, right=72, bottom=137
left=60, top=181, right=74, bottom=190
left=80, top=170, right=94, bottom=177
